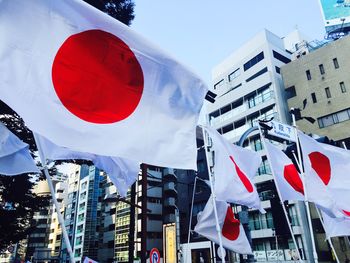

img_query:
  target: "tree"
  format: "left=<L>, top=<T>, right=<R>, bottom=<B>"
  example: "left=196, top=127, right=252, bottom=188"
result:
left=0, top=0, right=135, bottom=251
left=83, top=0, right=135, bottom=26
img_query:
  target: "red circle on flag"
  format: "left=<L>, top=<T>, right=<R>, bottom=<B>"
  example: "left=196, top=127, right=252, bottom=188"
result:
left=283, top=164, right=304, bottom=195
left=308, top=151, right=331, bottom=185
left=229, top=156, right=254, bottom=193
left=222, top=206, right=240, bottom=241
left=52, top=29, right=144, bottom=124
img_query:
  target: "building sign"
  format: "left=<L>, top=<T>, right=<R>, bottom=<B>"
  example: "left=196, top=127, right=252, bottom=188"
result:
left=163, top=223, right=177, bottom=263
left=149, top=248, right=160, bottom=263
left=319, top=0, right=350, bottom=32
left=269, top=121, right=297, bottom=142
left=253, top=251, right=267, bottom=262
left=266, top=250, right=284, bottom=261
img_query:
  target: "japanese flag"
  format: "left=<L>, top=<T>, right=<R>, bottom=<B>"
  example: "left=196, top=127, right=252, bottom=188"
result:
left=204, top=127, right=264, bottom=212
left=0, top=123, right=39, bottom=176
left=264, top=140, right=304, bottom=201
left=321, top=210, right=350, bottom=238
left=298, top=131, right=350, bottom=218
left=194, top=197, right=252, bottom=255
left=0, top=0, right=207, bottom=170
left=83, top=257, right=98, bottom=263
left=35, top=134, right=139, bottom=197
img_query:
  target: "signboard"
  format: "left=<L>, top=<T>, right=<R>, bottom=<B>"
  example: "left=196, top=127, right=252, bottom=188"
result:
left=163, top=223, right=177, bottom=263
left=150, top=248, right=160, bottom=263
left=269, top=120, right=297, bottom=142
left=266, top=250, right=284, bottom=261
left=319, top=0, right=350, bottom=32
left=253, top=251, right=267, bottom=262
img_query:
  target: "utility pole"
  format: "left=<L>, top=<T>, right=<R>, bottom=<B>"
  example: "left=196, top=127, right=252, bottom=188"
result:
left=141, top=164, right=148, bottom=263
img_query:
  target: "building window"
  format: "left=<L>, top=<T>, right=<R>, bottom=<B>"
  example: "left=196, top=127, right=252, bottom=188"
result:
left=340, top=82, right=346, bottom=93
left=275, top=66, right=280, bottom=74
left=311, top=92, right=317, bottom=103
left=285, top=86, right=296, bottom=99
left=214, top=79, right=224, bottom=90
left=243, top=51, right=264, bottom=71
left=325, top=87, right=331, bottom=98
left=306, top=70, right=311, bottom=80
left=245, top=67, right=268, bottom=82
left=272, top=50, right=291, bottom=64
left=228, top=68, right=240, bottom=81
left=333, top=58, right=339, bottom=69
left=319, top=64, right=325, bottom=75
left=318, top=108, right=350, bottom=128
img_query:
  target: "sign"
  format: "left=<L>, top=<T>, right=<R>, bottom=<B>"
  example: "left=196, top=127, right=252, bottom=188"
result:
left=163, top=223, right=177, bottom=263
left=253, top=251, right=267, bottom=262
left=266, top=250, right=284, bottom=261
left=269, top=121, right=297, bottom=142
left=150, top=248, right=160, bottom=263
left=319, top=0, right=350, bottom=33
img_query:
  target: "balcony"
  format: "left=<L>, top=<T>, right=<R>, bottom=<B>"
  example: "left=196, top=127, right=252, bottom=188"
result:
left=163, top=168, right=177, bottom=180
left=163, top=182, right=177, bottom=195
left=163, top=198, right=176, bottom=208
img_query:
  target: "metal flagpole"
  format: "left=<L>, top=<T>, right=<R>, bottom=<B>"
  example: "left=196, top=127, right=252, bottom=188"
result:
left=202, top=126, right=226, bottom=263
left=315, top=208, right=340, bottom=263
left=185, top=176, right=198, bottom=263
left=33, top=134, right=75, bottom=263
left=258, top=126, right=303, bottom=263
left=291, top=108, right=319, bottom=263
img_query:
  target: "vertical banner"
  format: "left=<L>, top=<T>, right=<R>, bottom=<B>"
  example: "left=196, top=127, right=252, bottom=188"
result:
left=163, top=223, right=177, bottom=263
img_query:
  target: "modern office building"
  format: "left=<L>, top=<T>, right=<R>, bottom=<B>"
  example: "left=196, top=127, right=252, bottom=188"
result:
left=61, top=164, right=103, bottom=263
left=207, top=29, right=313, bottom=262
left=282, top=34, right=350, bottom=148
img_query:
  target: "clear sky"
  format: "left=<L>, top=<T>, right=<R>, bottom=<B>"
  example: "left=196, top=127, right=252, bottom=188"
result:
left=132, top=0, right=326, bottom=86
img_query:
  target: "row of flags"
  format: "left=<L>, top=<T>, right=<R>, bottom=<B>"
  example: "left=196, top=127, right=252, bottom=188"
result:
left=193, top=125, right=350, bottom=256
left=0, top=0, right=349, bottom=260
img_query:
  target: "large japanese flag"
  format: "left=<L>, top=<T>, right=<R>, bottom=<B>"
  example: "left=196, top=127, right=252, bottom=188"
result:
left=321, top=210, right=350, bottom=238
left=204, top=127, right=264, bottom=212
left=264, top=140, right=304, bottom=201
left=298, top=131, right=350, bottom=218
left=0, top=0, right=207, bottom=170
left=0, top=123, right=39, bottom=176
left=194, top=197, right=252, bottom=255
left=35, top=134, right=139, bottom=197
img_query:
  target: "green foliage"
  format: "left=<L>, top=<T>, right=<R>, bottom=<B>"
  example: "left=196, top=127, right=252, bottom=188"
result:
left=83, top=0, right=135, bottom=26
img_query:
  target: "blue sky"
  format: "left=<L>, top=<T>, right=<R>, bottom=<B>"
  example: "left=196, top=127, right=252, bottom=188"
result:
left=132, top=0, right=326, bottom=86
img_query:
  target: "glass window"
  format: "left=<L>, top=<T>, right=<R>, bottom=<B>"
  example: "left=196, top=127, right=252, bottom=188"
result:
left=325, top=87, right=331, bottom=98
left=333, top=58, right=339, bottom=69
left=322, top=115, right=335, bottom=127
left=243, top=51, right=264, bottom=71
left=275, top=66, right=280, bottom=74
left=214, top=79, right=224, bottom=90
left=285, top=86, right=296, bottom=99
left=306, top=70, right=311, bottom=80
left=337, top=110, right=350, bottom=122
left=311, top=93, right=317, bottom=103
left=272, top=50, right=291, bottom=64
left=340, top=82, right=346, bottom=93
left=246, top=67, right=268, bottom=82
left=319, top=64, right=325, bottom=75
left=228, top=68, right=240, bottom=81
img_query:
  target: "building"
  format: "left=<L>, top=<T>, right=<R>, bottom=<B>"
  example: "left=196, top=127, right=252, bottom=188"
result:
left=281, top=34, right=350, bottom=262
left=282, top=34, right=350, bottom=148
left=207, top=29, right=313, bottom=262
left=61, top=164, right=103, bottom=263
left=48, top=179, right=68, bottom=258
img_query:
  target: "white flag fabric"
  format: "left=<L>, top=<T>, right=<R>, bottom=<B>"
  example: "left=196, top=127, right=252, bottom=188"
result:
left=83, top=256, right=98, bottom=263
left=321, top=210, right=350, bottom=238
left=204, top=127, right=264, bottom=212
left=194, top=197, right=252, bottom=255
left=264, top=140, right=304, bottom=201
left=0, top=123, right=39, bottom=175
left=35, top=134, right=139, bottom=197
left=298, top=131, right=350, bottom=218
left=0, top=0, right=207, bottom=170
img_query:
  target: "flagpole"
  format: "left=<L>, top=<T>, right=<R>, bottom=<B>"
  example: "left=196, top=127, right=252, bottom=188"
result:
left=201, top=126, right=226, bottom=263
left=185, top=176, right=198, bottom=263
left=33, top=134, right=75, bottom=263
left=258, top=126, right=303, bottom=263
left=315, top=208, right=340, bottom=263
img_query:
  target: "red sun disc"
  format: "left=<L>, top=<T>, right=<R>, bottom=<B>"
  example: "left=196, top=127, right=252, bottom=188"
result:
left=283, top=164, right=304, bottom=195
left=52, top=29, right=144, bottom=124
left=222, top=206, right=240, bottom=241
left=308, top=151, right=331, bottom=185
left=229, top=156, right=254, bottom=193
